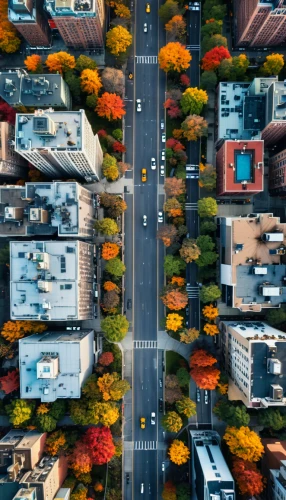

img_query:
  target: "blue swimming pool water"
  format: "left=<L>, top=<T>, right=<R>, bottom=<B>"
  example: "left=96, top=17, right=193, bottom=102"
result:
left=235, top=153, right=252, bottom=182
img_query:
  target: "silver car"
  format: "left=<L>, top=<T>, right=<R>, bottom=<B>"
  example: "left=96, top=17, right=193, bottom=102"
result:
left=158, top=211, right=163, bottom=223
left=161, top=151, right=165, bottom=161
left=143, top=215, right=147, bottom=227
left=151, top=412, right=156, bottom=425
left=136, top=99, right=142, bottom=112
left=144, top=23, right=148, bottom=32
left=151, top=157, right=156, bottom=170
left=160, top=165, right=165, bottom=177
left=162, top=133, right=166, bottom=142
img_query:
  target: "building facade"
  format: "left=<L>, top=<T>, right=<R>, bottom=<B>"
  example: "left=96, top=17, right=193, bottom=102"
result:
left=216, top=139, right=264, bottom=196
left=8, top=0, right=51, bottom=47
left=0, top=182, right=96, bottom=238
left=269, top=147, right=286, bottom=195
left=190, top=430, right=235, bottom=500
left=220, top=320, right=286, bottom=408
left=10, top=240, right=95, bottom=321
left=270, top=460, right=286, bottom=500
left=0, top=71, right=71, bottom=110
left=19, top=329, right=94, bottom=402
left=15, top=109, right=103, bottom=181
left=218, top=212, right=286, bottom=312
left=45, top=0, right=105, bottom=49
left=236, top=0, right=286, bottom=47
left=0, top=122, right=28, bottom=178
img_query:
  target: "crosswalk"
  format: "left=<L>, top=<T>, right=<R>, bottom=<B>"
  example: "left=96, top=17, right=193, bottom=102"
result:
left=134, top=441, right=157, bottom=450
left=185, top=202, right=198, bottom=211
left=186, top=283, right=200, bottom=298
left=133, top=340, right=157, bottom=349
left=186, top=44, right=200, bottom=51
left=135, top=55, right=158, bottom=64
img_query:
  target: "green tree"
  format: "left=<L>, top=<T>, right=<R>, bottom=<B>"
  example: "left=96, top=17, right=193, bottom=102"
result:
left=86, top=94, right=97, bottom=109
left=202, top=1, right=226, bottom=22
left=201, top=71, right=217, bottom=90
left=198, top=197, right=218, bottom=217
left=75, top=54, right=97, bottom=72
left=176, top=483, right=191, bottom=500
left=258, top=408, right=286, bottom=431
left=262, top=53, right=284, bottom=76
left=196, top=235, right=218, bottom=268
left=200, top=284, right=221, bottom=303
left=112, top=129, right=123, bottom=141
left=35, top=414, right=57, bottom=432
left=176, top=396, right=196, bottom=418
left=63, top=71, right=81, bottom=103
left=202, top=34, right=227, bottom=56
left=161, top=411, right=183, bottom=432
left=49, top=399, right=66, bottom=421
left=266, top=305, right=286, bottom=327
left=0, top=245, right=9, bottom=266
left=164, top=254, right=186, bottom=277
left=69, top=399, right=89, bottom=425
left=176, top=367, right=190, bottom=387
left=95, top=218, right=119, bottom=236
left=101, top=315, right=129, bottom=342
left=213, top=400, right=250, bottom=427
left=82, top=374, right=101, bottom=400
left=180, top=87, right=208, bottom=115
left=201, top=20, right=223, bottom=38
left=232, top=54, right=250, bottom=79
left=159, top=0, right=181, bottom=23
left=200, top=220, right=217, bottom=235
left=199, top=164, right=217, bottom=191
left=105, top=257, right=126, bottom=277
left=217, top=58, right=233, bottom=80
left=5, top=399, right=35, bottom=426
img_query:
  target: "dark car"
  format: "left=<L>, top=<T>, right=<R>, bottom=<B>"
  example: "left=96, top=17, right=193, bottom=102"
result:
left=126, top=473, right=130, bottom=484
left=196, top=388, right=201, bottom=403
left=127, top=299, right=132, bottom=310
left=159, top=398, right=163, bottom=412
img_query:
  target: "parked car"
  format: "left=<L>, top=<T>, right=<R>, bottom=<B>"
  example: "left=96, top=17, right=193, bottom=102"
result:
left=162, top=133, right=166, bottom=142
left=160, top=165, right=165, bottom=177
left=161, top=150, right=165, bottom=161
left=162, top=462, right=165, bottom=471
left=160, top=120, right=164, bottom=130
left=159, top=398, right=163, bottom=412
left=151, top=157, right=156, bottom=170
left=204, top=390, right=208, bottom=404
left=126, top=473, right=130, bottom=484
left=196, top=388, right=201, bottom=403
left=159, top=379, right=162, bottom=388
left=158, top=211, right=163, bottom=223
left=127, top=299, right=132, bottom=310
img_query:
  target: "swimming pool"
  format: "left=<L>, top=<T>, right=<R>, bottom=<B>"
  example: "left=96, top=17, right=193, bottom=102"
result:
left=235, top=152, right=252, bottom=182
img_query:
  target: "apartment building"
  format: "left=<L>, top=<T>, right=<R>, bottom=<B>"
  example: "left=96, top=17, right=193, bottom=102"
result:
left=10, top=240, right=94, bottom=321
left=0, top=182, right=96, bottom=238
left=0, top=71, right=71, bottom=110
left=270, top=461, right=286, bottom=500
left=218, top=213, right=286, bottom=312
left=236, top=0, right=286, bottom=47
left=262, top=439, right=286, bottom=499
left=0, top=122, right=28, bottom=178
left=19, top=329, right=94, bottom=402
left=216, top=140, right=264, bottom=196
left=8, top=0, right=51, bottom=47
left=220, top=320, right=286, bottom=408
left=190, top=430, right=235, bottom=500
left=45, top=0, right=105, bottom=49
left=269, top=147, right=286, bottom=195
left=15, top=109, right=103, bottom=181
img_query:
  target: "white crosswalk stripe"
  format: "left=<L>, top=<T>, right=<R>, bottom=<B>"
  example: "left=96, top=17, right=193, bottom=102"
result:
left=134, top=441, right=157, bottom=450
left=186, top=45, right=200, bottom=51
left=186, top=284, right=200, bottom=298
left=135, top=55, right=158, bottom=64
left=185, top=202, right=198, bottom=211
left=133, top=340, right=157, bottom=349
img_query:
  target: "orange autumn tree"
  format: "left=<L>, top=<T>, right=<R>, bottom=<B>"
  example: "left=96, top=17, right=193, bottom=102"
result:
left=171, top=276, right=185, bottom=287
left=164, top=177, right=185, bottom=197
left=201, top=46, right=231, bottom=71
left=1, top=321, right=47, bottom=343
left=162, top=481, right=177, bottom=500
left=0, top=0, right=21, bottom=53
left=224, top=426, right=264, bottom=462
left=161, top=289, right=188, bottom=310
left=232, top=458, right=265, bottom=497
left=190, top=349, right=220, bottom=389
left=0, top=369, right=19, bottom=394
left=101, top=242, right=120, bottom=260
left=165, top=15, right=186, bottom=40
left=103, top=281, right=119, bottom=292
left=164, top=197, right=183, bottom=217
left=181, top=114, right=208, bottom=141
left=202, top=304, right=219, bottom=321
left=24, top=54, right=43, bottom=73
left=96, top=92, right=126, bottom=121
left=169, top=439, right=190, bottom=465
left=166, top=313, right=184, bottom=332
left=69, top=441, right=92, bottom=478
left=80, top=69, right=102, bottom=95
left=157, top=224, right=178, bottom=247
left=158, top=42, right=192, bottom=73
left=46, top=51, right=76, bottom=74
left=190, top=349, right=217, bottom=368
left=203, top=323, right=219, bottom=336
left=45, top=430, right=67, bottom=456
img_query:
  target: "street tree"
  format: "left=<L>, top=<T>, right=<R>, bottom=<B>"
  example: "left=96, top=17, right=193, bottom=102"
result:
left=202, top=304, right=219, bottom=321
left=35, top=414, right=57, bottom=432
left=98, top=352, right=114, bottom=366
left=202, top=1, right=226, bottom=21
left=158, top=42, right=192, bottom=73
left=176, top=368, right=190, bottom=387
left=200, top=70, right=217, bottom=90
left=75, top=54, right=97, bottom=72
left=201, top=19, right=223, bottom=37
left=201, top=46, right=231, bottom=71
left=0, top=0, right=21, bottom=53
left=46, top=51, right=76, bottom=74
left=258, top=408, right=286, bottom=431
left=204, top=323, right=219, bottom=336
left=106, top=26, right=132, bottom=56
left=102, top=242, right=120, bottom=261
left=166, top=313, right=184, bottom=332
left=165, top=15, right=186, bottom=41
left=191, top=365, right=220, bottom=389
left=165, top=374, right=182, bottom=403
left=100, top=191, right=127, bottom=217
left=164, top=254, right=186, bottom=276
left=157, top=225, right=178, bottom=247
left=262, top=53, right=284, bottom=76
left=161, top=289, right=188, bottom=310
left=24, top=54, right=42, bottom=73
left=114, top=3, right=131, bottom=18
left=179, top=238, right=201, bottom=263
left=6, top=399, right=35, bottom=426
left=45, top=430, right=67, bottom=456
left=102, top=154, right=119, bottom=181
left=101, top=67, right=125, bottom=95
left=202, top=34, right=227, bottom=56
left=101, top=314, right=129, bottom=342
left=80, top=68, right=102, bottom=95
left=169, top=439, right=190, bottom=465
left=223, top=426, right=264, bottom=462
left=199, top=163, right=217, bottom=190
left=164, top=197, right=183, bottom=217
left=266, top=305, right=286, bottom=327
left=96, top=92, right=126, bottom=121
left=0, top=369, right=19, bottom=394
left=180, top=87, right=208, bottom=115
left=162, top=481, right=177, bottom=500
left=83, top=427, right=115, bottom=465
left=95, top=218, right=119, bottom=236
left=1, top=320, right=47, bottom=343
left=213, top=400, right=250, bottom=427
left=102, top=290, right=120, bottom=310
left=164, top=177, right=185, bottom=197
left=198, top=197, right=217, bottom=217
left=232, top=458, right=265, bottom=497
left=200, top=220, right=217, bottom=234
left=190, top=349, right=217, bottom=368
left=159, top=0, right=181, bottom=23
left=180, top=328, right=199, bottom=343
left=105, top=258, right=126, bottom=277
left=162, top=411, right=183, bottom=432
left=181, top=115, right=208, bottom=141
left=199, top=284, right=221, bottom=303
left=176, top=396, right=196, bottom=417
left=0, top=245, right=9, bottom=266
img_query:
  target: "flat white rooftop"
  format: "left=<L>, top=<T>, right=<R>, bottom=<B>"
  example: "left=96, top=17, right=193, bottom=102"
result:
left=221, top=321, right=286, bottom=340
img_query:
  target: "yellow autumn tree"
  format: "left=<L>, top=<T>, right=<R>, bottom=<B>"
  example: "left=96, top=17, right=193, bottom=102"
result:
left=166, top=313, right=183, bottom=332
left=24, top=54, right=42, bottom=73
left=1, top=321, right=47, bottom=343
left=45, top=430, right=66, bottom=456
left=114, top=3, right=131, bottom=18
left=202, top=304, right=219, bottom=321
left=0, top=0, right=21, bottom=53
left=223, top=426, right=264, bottom=462
left=217, top=381, right=228, bottom=395
left=36, top=404, right=50, bottom=415
left=158, top=42, right=192, bottom=73
left=171, top=276, right=185, bottom=287
left=80, top=68, right=102, bottom=95
left=106, top=26, right=133, bottom=56
left=101, top=242, right=120, bottom=261
left=203, top=323, right=219, bottom=336
left=180, top=328, right=199, bottom=343
left=169, top=439, right=190, bottom=465
left=46, top=51, right=76, bottom=74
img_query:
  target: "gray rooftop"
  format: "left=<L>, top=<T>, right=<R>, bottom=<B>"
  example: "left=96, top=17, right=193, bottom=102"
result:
left=218, top=82, right=255, bottom=140
left=236, top=264, right=286, bottom=307
left=9, top=0, right=37, bottom=23
left=252, top=341, right=286, bottom=400
left=45, top=0, right=97, bottom=17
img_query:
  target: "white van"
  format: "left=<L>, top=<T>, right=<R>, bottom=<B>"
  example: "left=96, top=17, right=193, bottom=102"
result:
left=141, top=483, right=144, bottom=494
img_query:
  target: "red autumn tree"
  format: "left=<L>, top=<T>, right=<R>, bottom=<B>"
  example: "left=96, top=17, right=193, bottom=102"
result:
left=69, top=441, right=92, bottom=478
left=164, top=98, right=182, bottom=119
left=112, top=141, right=126, bottom=153
left=97, top=129, right=107, bottom=139
left=0, top=100, right=16, bottom=125
left=96, top=92, right=126, bottom=121
left=232, top=458, right=265, bottom=497
left=191, top=365, right=220, bottom=390
left=0, top=369, right=19, bottom=394
left=83, top=427, right=115, bottom=465
left=161, top=289, right=188, bottom=310
left=190, top=349, right=216, bottom=368
left=180, top=74, right=190, bottom=87
left=99, top=352, right=114, bottom=366
left=201, top=46, right=231, bottom=71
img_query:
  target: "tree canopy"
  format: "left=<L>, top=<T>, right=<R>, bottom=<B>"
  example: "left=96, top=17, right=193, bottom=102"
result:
left=158, top=42, right=192, bottom=73
left=180, top=87, right=208, bottom=115
left=213, top=400, right=250, bottom=427
left=101, top=314, right=129, bottom=342
left=106, top=26, right=132, bottom=56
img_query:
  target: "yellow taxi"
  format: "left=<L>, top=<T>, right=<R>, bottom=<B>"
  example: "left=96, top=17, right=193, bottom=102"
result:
left=141, top=168, right=147, bottom=182
left=146, top=2, right=151, bottom=13
left=140, top=417, right=146, bottom=429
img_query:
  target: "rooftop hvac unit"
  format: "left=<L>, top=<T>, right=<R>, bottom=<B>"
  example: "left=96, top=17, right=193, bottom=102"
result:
left=268, top=358, right=282, bottom=375
left=270, top=384, right=283, bottom=400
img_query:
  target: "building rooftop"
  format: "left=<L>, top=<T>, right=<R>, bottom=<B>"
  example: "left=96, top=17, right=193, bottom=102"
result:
left=267, top=80, right=286, bottom=122
left=45, top=0, right=96, bottom=16
left=21, top=456, right=58, bottom=484
left=16, top=110, right=84, bottom=153
left=0, top=430, right=26, bottom=448
left=8, top=0, right=37, bottom=22
left=218, top=82, right=257, bottom=140
left=221, top=320, right=286, bottom=341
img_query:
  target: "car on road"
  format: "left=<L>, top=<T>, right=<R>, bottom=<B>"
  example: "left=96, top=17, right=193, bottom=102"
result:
left=159, top=398, right=163, bottom=412
left=126, top=473, right=130, bottom=484
left=160, top=165, right=165, bottom=177
left=158, top=210, right=163, bottom=223
left=161, top=120, right=164, bottom=130
left=159, top=379, right=162, bottom=388
left=141, top=168, right=147, bottom=182
left=151, top=157, right=156, bottom=170
left=162, top=462, right=165, bottom=471
left=161, top=150, right=165, bottom=161
left=141, top=483, right=144, bottom=494
left=127, top=299, right=132, bottom=309
left=144, top=23, right=148, bottom=32
left=162, top=133, right=166, bottom=142
left=140, top=417, right=146, bottom=429
left=196, top=388, right=201, bottom=403
left=151, top=412, right=156, bottom=425
left=145, top=2, right=150, bottom=12
left=143, top=215, right=147, bottom=227
left=136, top=99, right=142, bottom=112
left=204, top=390, right=208, bottom=404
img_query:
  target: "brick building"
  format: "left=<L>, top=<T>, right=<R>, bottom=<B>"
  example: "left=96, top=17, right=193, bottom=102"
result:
left=8, top=0, right=51, bottom=47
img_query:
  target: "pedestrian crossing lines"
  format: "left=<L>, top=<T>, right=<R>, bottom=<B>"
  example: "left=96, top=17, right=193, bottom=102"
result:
left=186, top=44, right=200, bottom=51
left=134, top=441, right=157, bottom=450
left=135, top=55, right=158, bottom=64
left=185, top=202, right=198, bottom=211
left=186, top=283, right=199, bottom=298
left=133, top=340, right=157, bottom=349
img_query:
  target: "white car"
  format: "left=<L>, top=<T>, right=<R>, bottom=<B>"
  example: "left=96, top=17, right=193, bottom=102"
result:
left=161, top=151, right=165, bottom=161
left=160, top=165, right=165, bottom=177
left=151, top=157, right=156, bottom=170
left=162, top=462, right=165, bottom=471
left=144, top=23, right=148, bottom=32
left=143, top=215, right=147, bottom=227
left=136, top=99, right=142, bottom=112
left=151, top=412, right=156, bottom=425
left=162, top=133, right=166, bottom=143
left=158, top=211, right=163, bottom=223
left=160, top=120, right=164, bottom=130
left=204, top=390, right=208, bottom=404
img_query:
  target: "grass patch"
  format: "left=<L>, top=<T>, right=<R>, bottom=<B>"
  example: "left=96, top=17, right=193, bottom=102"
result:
left=166, top=351, right=187, bottom=375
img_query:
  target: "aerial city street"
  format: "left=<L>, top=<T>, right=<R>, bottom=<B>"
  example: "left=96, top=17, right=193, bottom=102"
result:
left=1, top=0, right=286, bottom=499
